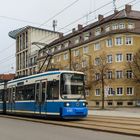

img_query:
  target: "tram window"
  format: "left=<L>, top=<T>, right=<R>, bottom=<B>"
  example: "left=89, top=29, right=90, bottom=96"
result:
left=0, top=90, right=3, bottom=101
left=16, top=84, right=35, bottom=101
left=47, top=80, right=59, bottom=100
left=16, top=86, right=24, bottom=101
left=8, top=88, right=12, bottom=101
left=25, top=84, right=35, bottom=100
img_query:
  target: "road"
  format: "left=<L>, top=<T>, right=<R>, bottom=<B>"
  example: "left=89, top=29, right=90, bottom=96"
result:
left=0, top=117, right=139, bottom=140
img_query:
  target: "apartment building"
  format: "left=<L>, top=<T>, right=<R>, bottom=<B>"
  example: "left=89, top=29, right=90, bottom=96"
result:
left=36, top=5, right=140, bottom=107
left=9, top=26, right=62, bottom=77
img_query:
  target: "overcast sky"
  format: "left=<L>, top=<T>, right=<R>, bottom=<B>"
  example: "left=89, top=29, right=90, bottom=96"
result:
left=0, top=0, right=139, bottom=74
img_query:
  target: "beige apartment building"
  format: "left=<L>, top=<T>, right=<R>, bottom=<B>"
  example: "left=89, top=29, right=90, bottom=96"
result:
left=36, top=5, right=140, bottom=107
left=9, top=26, right=62, bottom=77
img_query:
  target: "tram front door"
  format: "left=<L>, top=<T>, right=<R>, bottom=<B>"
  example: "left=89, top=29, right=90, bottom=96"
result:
left=35, top=80, right=46, bottom=114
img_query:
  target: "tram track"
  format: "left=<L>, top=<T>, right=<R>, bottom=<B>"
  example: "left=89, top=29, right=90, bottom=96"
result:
left=0, top=114, right=140, bottom=137
left=86, top=116, right=140, bottom=125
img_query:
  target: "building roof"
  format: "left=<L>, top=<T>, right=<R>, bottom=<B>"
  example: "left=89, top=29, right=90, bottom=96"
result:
left=42, top=5, right=140, bottom=49
left=8, top=25, right=62, bottom=39
left=0, top=74, right=15, bottom=82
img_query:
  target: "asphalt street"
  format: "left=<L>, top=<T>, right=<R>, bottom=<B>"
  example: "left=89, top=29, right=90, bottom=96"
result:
left=0, top=117, right=139, bottom=140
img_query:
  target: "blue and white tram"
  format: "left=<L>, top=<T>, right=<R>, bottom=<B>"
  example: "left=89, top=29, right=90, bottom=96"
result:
left=0, top=70, right=88, bottom=119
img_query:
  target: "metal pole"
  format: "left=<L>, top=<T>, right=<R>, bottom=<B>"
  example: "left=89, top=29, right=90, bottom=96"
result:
left=101, top=73, right=105, bottom=109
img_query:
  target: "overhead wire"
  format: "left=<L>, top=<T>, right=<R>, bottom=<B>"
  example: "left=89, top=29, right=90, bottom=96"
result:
left=1, top=0, right=139, bottom=73
left=0, top=0, right=80, bottom=55
left=0, top=0, right=81, bottom=73
left=0, top=0, right=136, bottom=61
left=0, top=15, right=41, bottom=25
left=38, top=0, right=80, bottom=27
left=27, top=0, right=138, bottom=44
left=1, top=0, right=137, bottom=58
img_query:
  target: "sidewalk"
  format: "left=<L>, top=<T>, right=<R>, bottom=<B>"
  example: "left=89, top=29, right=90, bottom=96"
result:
left=88, top=108, right=140, bottom=118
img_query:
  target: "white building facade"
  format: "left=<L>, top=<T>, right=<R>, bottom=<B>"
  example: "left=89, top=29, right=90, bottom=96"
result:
left=9, top=26, right=61, bottom=77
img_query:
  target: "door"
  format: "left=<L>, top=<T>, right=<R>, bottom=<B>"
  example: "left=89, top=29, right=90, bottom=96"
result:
left=8, top=86, right=16, bottom=112
left=35, top=80, right=47, bottom=114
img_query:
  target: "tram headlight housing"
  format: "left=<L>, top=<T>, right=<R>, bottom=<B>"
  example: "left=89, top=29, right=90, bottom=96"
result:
left=83, top=102, right=87, bottom=107
left=65, top=102, right=70, bottom=107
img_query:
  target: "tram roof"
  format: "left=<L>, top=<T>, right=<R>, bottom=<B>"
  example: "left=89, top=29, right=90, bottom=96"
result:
left=7, top=70, right=84, bottom=84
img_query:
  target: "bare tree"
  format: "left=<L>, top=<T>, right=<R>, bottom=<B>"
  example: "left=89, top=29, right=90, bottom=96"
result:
left=127, top=50, right=140, bottom=82
left=92, top=52, right=112, bottom=109
left=71, top=55, right=83, bottom=71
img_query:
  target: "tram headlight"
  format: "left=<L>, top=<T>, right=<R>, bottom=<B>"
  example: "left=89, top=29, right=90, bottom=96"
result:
left=83, top=102, right=86, bottom=106
left=65, top=102, right=70, bottom=107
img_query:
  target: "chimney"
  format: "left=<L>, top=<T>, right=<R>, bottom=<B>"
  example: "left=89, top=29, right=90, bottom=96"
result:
left=114, top=10, right=119, bottom=14
left=78, top=24, right=83, bottom=31
left=125, top=4, right=132, bottom=13
left=59, top=33, right=63, bottom=38
left=72, top=28, right=76, bottom=33
left=98, top=14, right=104, bottom=22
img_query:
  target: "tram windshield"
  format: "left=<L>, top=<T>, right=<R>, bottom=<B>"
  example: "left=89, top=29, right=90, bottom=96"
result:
left=61, top=73, right=85, bottom=99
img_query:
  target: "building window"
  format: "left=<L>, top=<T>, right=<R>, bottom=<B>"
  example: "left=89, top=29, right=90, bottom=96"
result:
left=126, top=87, right=134, bottom=95
left=106, top=38, right=112, bottom=47
left=51, top=58, right=54, bottom=64
left=119, top=23, right=125, bottom=29
left=116, top=53, right=123, bottom=62
left=57, top=45, right=62, bottom=50
left=95, top=89, right=100, bottom=96
left=51, top=48, right=55, bottom=53
left=117, top=102, right=123, bottom=106
left=116, top=71, right=123, bottom=79
left=73, top=49, right=80, bottom=57
left=127, top=102, right=133, bottom=106
left=56, top=55, right=61, bottom=62
left=125, top=36, right=133, bottom=45
left=94, top=42, right=101, bottom=51
left=33, top=67, right=36, bottom=74
left=107, top=71, right=112, bottom=79
left=128, top=23, right=135, bottom=29
left=75, top=63, right=80, bottom=69
left=39, top=52, right=43, bottom=57
left=126, top=70, right=133, bottom=79
left=95, top=58, right=100, bottom=65
left=108, top=102, right=113, bottom=106
left=108, top=88, right=114, bottom=95
left=112, top=24, right=118, bottom=30
left=96, top=101, right=100, bottom=106
left=95, top=27, right=101, bottom=36
left=83, top=46, right=88, bottom=54
left=64, top=42, right=69, bottom=48
left=107, top=55, right=113, bottom=63
left=126, top=53, right=133, bottom=62
left=115, top=37, right=123, bottom=45
left=74, top=37, right=79, bottom=44
left=64, top=53, right=68, bottom=60
left=82, top=60, right=87, bottom=68
left=83, top=32, right=90, bottom=41
left=95, top=73, right=100, bottom=80
left=105, top=25, right=110, bottom=32
left=116, top=87, right=123, bottom=95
